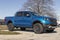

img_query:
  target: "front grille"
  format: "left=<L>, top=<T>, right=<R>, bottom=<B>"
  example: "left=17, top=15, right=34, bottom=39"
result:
left=50, top=18, right=56, bottom=23
left=49, top=18, right=57, bottom=26
left=50, top=18, right=57, bottom=23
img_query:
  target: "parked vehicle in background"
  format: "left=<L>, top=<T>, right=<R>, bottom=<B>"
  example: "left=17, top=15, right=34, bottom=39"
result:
left=0, top=19, right=5, bottom=25
left=5, top=11, right=57, bottom=34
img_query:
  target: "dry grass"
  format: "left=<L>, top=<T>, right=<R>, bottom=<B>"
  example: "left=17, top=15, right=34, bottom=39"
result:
left=0, top=25, right=20, bottom=35
left=0, top=30, right=20, bottom=35
left=0, top=25, right=8, bottom=30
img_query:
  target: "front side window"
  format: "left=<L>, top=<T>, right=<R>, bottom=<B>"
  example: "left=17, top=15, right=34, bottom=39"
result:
left=32, top=12, right=41, bottom=16
left=24, top=12, right=30, bottom=17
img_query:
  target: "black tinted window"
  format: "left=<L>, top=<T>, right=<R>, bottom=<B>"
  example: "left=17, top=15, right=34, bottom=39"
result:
left=24, top=12, right=30, bottom=17
left=16, top=12, right=23, bottom=16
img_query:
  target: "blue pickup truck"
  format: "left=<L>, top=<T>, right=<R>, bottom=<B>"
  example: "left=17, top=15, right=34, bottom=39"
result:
left=5, top=11, right=57, bottom=33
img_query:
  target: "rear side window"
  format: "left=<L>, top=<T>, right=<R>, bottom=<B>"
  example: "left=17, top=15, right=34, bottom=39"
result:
left=16, top=12, right=23, bottom=16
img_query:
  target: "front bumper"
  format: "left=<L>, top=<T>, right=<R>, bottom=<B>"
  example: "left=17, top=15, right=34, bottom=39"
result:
left=48, top=26, right=57, bottom=28
left=43, top=24, right=57, bottom=30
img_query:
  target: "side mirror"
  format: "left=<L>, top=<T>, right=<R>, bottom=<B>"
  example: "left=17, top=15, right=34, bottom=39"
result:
left=26, top=14, right=30, bottom=17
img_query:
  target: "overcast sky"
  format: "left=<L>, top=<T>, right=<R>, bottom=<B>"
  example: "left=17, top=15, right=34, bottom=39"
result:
left=0, top=0, right=60, bottom=19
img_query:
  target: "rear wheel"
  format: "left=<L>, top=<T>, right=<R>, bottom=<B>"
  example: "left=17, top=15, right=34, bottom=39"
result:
left=33, top=23, right=44, bottom=34
left=20, top=27, right=26, bottom=31
left=7, top=23, right=14, bottom=31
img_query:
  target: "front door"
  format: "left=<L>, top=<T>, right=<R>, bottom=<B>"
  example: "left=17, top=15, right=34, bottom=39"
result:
left=23, top=12, right=32, bottom=27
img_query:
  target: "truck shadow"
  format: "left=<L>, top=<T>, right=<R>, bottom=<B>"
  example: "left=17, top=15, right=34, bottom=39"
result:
left=44, top=31, right=57, bottom=33
left=14, top=28, right=34, bottom=32
left=13, top=28, right=57, bottom=34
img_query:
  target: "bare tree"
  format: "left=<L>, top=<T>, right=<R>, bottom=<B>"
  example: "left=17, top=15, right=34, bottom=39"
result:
left=22, top=0, right=55, bottom=17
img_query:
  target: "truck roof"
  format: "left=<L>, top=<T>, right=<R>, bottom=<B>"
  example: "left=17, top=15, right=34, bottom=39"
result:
left=16, top=11, right=33, bottom=13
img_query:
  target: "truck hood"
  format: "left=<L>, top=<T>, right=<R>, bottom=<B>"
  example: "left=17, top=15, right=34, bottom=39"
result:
left=35, top=16, right=57, bottom=20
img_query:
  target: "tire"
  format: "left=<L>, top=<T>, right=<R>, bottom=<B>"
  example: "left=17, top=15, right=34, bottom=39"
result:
left=7, top=23, right=14, bottom=31
left=20, top=27, right=26, bottom=31
left=46, top=30, right=54, bottom=33
left=33, top=23, right=44, bottom=34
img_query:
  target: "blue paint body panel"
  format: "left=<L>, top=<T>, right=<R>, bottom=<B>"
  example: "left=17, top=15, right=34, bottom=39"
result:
left=5, top=11, right=57, bottom=28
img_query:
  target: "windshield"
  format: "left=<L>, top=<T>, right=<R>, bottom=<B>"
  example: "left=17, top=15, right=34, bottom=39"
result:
left=31, top=12, right=41, bottom=16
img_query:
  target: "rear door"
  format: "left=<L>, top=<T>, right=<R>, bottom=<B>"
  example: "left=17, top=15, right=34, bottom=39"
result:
left=14, top=12, right=24, bottom=26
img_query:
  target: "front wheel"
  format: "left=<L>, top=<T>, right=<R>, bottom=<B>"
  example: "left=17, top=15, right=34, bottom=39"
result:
left=33, top=23, right=44, bottom=34
left=7, top=23, right=14, bottom=31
